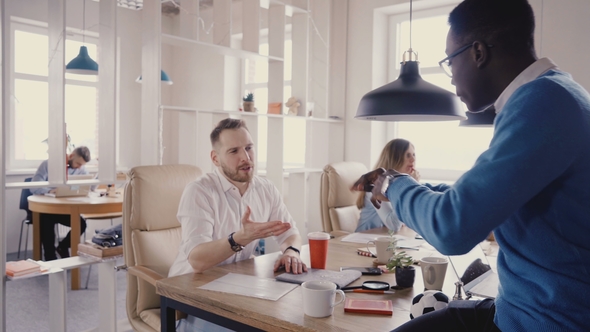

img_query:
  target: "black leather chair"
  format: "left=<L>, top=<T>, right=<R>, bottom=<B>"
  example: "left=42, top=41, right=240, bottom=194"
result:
left=17, top=177, right=33, bottom=259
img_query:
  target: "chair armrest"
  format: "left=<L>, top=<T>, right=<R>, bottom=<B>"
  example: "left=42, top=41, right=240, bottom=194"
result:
left=127, top=265, right=165, bottom=287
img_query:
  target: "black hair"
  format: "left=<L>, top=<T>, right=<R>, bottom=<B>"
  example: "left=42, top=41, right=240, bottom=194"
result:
left=72, top=146, right=91, bottom=162
left=449, top=0, right=536, bottom=55
left=210, top=118, right=249, bottom=147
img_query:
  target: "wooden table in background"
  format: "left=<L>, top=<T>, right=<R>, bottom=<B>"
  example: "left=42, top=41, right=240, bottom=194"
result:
left=157, top=227, right=457, bottom=331
left=27, top=194, right=123, bottom=290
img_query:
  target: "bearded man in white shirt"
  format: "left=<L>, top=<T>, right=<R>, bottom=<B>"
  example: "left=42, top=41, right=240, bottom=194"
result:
left=169, top=118, right=307, bottom=279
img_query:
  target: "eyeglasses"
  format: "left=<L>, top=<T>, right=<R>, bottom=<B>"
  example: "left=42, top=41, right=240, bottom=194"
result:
left=438, top=42, right=493, bottom=78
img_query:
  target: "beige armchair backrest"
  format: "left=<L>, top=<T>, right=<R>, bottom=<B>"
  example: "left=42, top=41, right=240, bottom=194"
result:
left=124, top=164, right=202, bottom=332
left=320, top=161, right=368, bottom=236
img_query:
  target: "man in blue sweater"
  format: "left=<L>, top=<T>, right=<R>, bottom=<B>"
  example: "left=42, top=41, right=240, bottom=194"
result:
left=353, top=0, right=590, bottom=331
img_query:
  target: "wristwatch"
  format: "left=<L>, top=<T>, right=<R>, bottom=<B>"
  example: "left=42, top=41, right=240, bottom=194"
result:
left=228, top=232, right=244, bottom=252
left=284, top=246, right=300, bottom=255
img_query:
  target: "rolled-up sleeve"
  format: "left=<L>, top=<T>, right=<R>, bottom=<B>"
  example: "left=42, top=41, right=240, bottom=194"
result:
left=176, top=182, right=217, bottom=261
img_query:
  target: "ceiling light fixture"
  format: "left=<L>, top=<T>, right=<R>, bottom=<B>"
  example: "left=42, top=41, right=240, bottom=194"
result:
left=135, top=70, right=174, bottom=85
left=66, top=0, right=99, bottom=75
left=355, top=0, right=465, bottom=121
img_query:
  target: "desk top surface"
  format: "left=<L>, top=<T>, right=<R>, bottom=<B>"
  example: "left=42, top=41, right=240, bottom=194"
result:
left=27, top=193, right=124, bottom=206
left=156, top=227, right=458, bottom=332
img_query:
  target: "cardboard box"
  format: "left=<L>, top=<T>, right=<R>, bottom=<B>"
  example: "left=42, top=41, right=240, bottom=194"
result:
left=78, top=242, right=123, bottom=258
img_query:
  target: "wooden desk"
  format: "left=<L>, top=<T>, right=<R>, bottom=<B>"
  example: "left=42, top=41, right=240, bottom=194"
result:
left=27, top=194, right=123, bottom=290
left=157, top=228, right=457, bottom=331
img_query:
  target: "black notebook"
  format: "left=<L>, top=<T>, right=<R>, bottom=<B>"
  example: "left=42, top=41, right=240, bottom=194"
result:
left=275, top=268, right=362, bottom=289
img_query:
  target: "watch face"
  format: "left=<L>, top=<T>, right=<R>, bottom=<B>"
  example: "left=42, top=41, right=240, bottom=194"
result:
left=231, top=244, right=243, bottom=252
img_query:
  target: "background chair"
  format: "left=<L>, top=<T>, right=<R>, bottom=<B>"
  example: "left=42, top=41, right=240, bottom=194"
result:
left=123, top=164, right=202, bottom=332
left=17, top=177, right=33, bottom=259
left=320, top=161, right=368, bottom=237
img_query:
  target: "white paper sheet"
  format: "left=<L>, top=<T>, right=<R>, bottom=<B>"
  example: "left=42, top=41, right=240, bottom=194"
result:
left=198, top=273, right=298, bottom=301
left=340, top=233, right=382, bottom=243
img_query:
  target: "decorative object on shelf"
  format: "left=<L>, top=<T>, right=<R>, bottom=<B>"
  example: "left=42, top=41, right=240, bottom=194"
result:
left=135, top=69, right=173, bottom=85
left=243, top=92, right=255, bottom=112
left=306, top=101, right=314, bottom=117
left=285, top=97, right=301, bottom=115
left=355, top=0, right=464, bottom=122
left=66, top=0, right=99, bottom=75
left=268, top=102, right=282, bottom=114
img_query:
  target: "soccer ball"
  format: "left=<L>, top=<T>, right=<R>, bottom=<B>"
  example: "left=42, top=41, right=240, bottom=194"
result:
left=410, top=290, right=449, bottom=319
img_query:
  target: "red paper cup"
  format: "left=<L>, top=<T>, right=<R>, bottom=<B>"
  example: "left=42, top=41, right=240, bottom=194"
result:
left=308, top=232, right=330, bottom=269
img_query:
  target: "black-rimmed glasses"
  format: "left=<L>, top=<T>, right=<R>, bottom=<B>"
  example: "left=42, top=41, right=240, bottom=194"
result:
left=438, top=42, right=493, bottom=78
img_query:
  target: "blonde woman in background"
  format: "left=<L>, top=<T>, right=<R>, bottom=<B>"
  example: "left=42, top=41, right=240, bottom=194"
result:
left=355, top=139, right=450, bottom=232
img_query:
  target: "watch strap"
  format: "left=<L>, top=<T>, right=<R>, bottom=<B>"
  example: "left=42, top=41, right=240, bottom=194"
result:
left=284, top=246, right=300, bottom=255
left=228, top=232, right=244, bottom=252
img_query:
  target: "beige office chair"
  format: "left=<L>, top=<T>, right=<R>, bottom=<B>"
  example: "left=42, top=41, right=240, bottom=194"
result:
left=320, top=161, right=368, bottom=237
left=123, top=164, right=202, bottom=332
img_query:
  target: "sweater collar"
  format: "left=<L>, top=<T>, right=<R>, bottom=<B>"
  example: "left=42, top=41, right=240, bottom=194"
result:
left=494, top=57, right=558, bottom=114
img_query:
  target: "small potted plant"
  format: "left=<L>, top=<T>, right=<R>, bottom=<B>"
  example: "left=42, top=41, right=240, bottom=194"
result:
left=386, top=248, right=416, bottom=288
left=243, top=92, right=255, bottom=112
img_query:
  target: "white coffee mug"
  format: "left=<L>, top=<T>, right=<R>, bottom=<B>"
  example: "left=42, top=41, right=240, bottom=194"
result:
left=301, top=280, right=345, bottom=317
left=367, top=236, right=394, bottom=264
left=420, top=256, right=449, bottom=291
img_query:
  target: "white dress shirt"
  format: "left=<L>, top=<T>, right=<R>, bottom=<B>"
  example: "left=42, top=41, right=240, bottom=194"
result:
left=168, top=168, right=300, bottom=277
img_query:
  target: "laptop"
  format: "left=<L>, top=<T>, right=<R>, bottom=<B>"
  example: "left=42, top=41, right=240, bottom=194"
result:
left=448, top=244, right=499, bottom=299
left=44, top=174, right=94, bottom=198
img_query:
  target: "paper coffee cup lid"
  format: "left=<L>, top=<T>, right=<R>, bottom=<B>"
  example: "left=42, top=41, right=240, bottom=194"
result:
left=307, top=232, right=330, bottom=240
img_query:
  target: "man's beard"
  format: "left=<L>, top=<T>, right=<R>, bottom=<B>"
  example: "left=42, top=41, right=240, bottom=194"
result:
left=220, top=162, right=254, bottom=183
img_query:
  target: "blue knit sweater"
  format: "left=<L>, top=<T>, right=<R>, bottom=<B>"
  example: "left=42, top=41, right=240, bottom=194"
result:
left=386, top=70, right=590, bottom=331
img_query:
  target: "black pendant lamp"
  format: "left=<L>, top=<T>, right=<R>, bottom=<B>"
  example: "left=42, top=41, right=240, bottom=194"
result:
left=355, top=0, right=465, bottom=122
left=459, top=105, right=496, bottom=127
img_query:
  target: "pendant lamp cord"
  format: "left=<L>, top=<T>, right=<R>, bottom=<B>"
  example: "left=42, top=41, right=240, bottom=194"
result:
left=82, top=0, right=86, bottom=44
left=409, top=0, right=413, bottom=51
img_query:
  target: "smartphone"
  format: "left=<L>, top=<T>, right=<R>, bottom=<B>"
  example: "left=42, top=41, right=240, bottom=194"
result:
left=340, top=267, right=382, bottom=275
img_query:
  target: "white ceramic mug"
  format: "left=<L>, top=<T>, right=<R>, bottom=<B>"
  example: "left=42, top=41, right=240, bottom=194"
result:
left=420, top=256, right=448, bottom=291
left=367, top=236, right=394, bottom=264
left=301, top=280, right=345, bottom=317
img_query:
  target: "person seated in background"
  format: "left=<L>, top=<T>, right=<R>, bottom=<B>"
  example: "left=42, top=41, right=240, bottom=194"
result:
left=355, top=139, right=450, bottom=232
left=30, top=146, right=91, bottom=260
left=169, top=118, right=306, bottom=332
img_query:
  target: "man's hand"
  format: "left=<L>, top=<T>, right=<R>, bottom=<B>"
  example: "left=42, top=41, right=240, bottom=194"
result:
left=352, top=168, right=405, bottom=208
left=273, top=251, right=307, bottom=274
left=233, top=206, right=292, bottom=245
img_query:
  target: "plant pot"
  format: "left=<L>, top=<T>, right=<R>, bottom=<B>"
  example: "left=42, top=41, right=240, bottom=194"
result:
left=243, top=101, right=255, bottom=112
left=395, top=266, right=416, bottom=288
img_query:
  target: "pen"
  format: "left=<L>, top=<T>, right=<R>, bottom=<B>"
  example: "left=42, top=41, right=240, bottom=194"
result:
left=348, top=289, right=396, bottom=294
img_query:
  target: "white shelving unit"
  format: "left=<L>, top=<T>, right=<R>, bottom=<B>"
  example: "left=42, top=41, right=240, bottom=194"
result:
left=140, top=0, right=344, bottom=250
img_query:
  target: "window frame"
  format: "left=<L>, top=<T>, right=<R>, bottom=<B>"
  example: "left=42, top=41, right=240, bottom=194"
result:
left=9, top=19, right=99, bottom=170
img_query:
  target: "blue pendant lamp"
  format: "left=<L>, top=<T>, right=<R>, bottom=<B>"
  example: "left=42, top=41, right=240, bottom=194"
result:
left=355, top=0, right=465, bottom=122
left=66, top=0, right=98, bottom=75
left=135, top=70, right=174, bottom=85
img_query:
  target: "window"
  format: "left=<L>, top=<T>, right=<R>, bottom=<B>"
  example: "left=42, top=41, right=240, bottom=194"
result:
left=244, top=39, right=305, bottom=169
left=10, top=21, right=99, bottom=169
left=388, top=7, right=494, bottom=181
